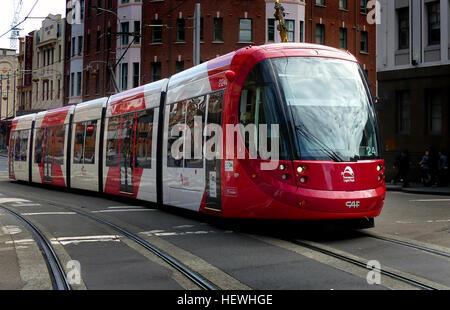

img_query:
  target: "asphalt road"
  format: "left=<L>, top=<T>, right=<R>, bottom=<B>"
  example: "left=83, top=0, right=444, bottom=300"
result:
left=0, top=156, right=448, bottom=290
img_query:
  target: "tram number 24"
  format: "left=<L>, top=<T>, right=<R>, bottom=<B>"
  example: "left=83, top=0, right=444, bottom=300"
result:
left=346, top=201, right=360, bottom=209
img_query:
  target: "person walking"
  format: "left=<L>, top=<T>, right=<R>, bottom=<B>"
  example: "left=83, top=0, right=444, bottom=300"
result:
left=438, top=151, right=448, bottom=186
left=419, top=150, right=432, bottom=186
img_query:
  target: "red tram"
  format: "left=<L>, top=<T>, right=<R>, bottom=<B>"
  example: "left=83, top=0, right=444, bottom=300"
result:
left=8, top=43, right=386, bottom=223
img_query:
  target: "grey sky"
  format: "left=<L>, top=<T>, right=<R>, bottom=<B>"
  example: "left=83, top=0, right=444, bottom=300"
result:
left=0, top=0, right=67, bottom=50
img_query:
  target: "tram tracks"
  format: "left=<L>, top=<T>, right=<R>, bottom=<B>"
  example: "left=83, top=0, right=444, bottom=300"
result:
left=0, top=192, right=218, bottom=290
left=0, top=205, right=71, bottom=290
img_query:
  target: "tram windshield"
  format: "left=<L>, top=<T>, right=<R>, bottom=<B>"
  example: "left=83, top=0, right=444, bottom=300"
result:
left=272, top=57, right=379, bottom=162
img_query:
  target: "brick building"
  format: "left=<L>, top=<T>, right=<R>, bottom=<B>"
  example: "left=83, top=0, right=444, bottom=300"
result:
left=141, top=0, right=307, bottom=84
left=82, top=0, right=118, bottom=101
left=305, top=0, right=377, bottom=95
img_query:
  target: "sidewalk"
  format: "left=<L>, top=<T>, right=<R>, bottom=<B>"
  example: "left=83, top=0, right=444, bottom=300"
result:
left=0, top=149, right=7, bottom=157
left=386, top=182, right=450, bottom=196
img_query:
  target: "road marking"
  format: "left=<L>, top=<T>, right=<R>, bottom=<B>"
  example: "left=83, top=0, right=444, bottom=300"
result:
left=410, top=199, right=450, bottom=202
left=21, top=212, right=77, bottom=216
left=5, top=238, right=35, bottom=245
left=0, top=198, right=31, bottom=204
left=10, top=203, right=41, bottom=207
left=396, top=219, right=450, bottom=224
left=91, top=209, right=156, bottom=213
left=139, top=229, right=229, bottom=237
left=107, top=206, right=146, bottom=209
left=50, top=235, right=121, bottom=245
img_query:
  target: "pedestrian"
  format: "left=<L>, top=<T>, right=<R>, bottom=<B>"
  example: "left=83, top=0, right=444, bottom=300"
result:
left=419, top=150, right=432, bottom=186
left=393, top=150, right=410, bottom=187
left=438, top=151, right=448, bottom=186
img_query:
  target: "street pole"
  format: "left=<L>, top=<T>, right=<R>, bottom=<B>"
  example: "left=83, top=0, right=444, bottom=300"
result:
left=13, top=71, right=16, bottom=118
left=193, top=3, right=200, bottom=66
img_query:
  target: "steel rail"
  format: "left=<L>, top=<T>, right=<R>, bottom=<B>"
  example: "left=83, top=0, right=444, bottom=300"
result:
left=290, top=239, right=437, bottom=290
left=0, top=205, right=71, bottom=290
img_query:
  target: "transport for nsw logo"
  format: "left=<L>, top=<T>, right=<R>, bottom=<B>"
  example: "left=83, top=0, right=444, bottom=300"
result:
left=341, top=166, right=355, bottom=183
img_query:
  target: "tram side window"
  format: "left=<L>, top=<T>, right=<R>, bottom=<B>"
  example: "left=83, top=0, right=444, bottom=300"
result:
left=74, top=121, right=97, bottom=164
left=19, top=130, right=29, bottom=162
left=207, top=91, right=224, bottom=154
left=239, top=63, right=287, bottom=159
left=106, top=116, right=120, bottom=167
left=167, top=102, right=186, bottom=168
left=13, top=131, right=20, bottom=161
left=53, top=126, right=65, bottom=165
left=34, top=129, right=44, bottom=164
left=136, top=109, right=154, bottom=169
left=185, top=96, right=206, bottom=168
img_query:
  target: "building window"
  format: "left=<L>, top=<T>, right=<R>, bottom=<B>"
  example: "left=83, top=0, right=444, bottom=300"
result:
left=300, top=21, right=304, bottom=42
left=396, top=90, right=411, bottom=134
left=214, top=17, right=223, bottom=42
left=427, top=90, right=442, bottom=134
left=360, top=0, right=368, bottom=14
left=268, top=19, right=275, bottom=42
left=316, top=0, right=325, bottom=6
left=96, top=31, right=101, bottom=52
left=70, top=73, right=75, bottom=97
left=134, top=21, right=141, bottom=44
left=152, top=19, right=163, bottom=43
left=120, top=63, right=128, bottom=91
left=151, top=62, right=161, bottom=81
left=285, top=20, right=295, bottom=42
left=339, top=27, right=347, bottom=49
left=85, top=72, right=90, bottom=95
left=175, top=61, right=184, bottom=73
left=86, top=33, right=91, bottom=55
left=121, top=22, right=130, bottom=45
left=397, top=8, right=409, bottom=50
left=133, top=62, right=139, bottom=88
left=78, top=36, right=83, bottom=56
left=339, top=0, right=347, bottom=10
left=361, top=31, right=368, bottom=53
left=427, top=2, right=440, bottom=45
left=176, top=18, right=185, bottom=42
left=239, top=18, right=252, bottom=42
left=72, top=37, right=76, bottom=57
left=77, top=72, right=82, bottom=96
left=315, top=24, right=325, bottom=44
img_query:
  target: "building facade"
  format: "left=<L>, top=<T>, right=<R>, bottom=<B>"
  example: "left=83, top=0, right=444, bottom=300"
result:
left=141, top=0, right=306, bottom=84
left=66, top=1, right=86, bottom=106
left=116, top=0, right=142, bottom=92
left=17, top=34, right=34, bottom=114
left=0, top=48, right=19, bottom=149
left=377, top=0, right=450, bottom=181
left=32, top=14, right=66, bottom=111
left=82, top=0, right=118, bottom=101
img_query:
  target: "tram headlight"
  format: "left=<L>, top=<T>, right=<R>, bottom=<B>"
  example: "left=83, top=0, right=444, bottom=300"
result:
left=299, top=176, right=308, bottom=184
left=279, top=164, right=286, bottom=171
left=377, top=164, right=383, bottom=172
left=297, top=166, right=307, bottom=174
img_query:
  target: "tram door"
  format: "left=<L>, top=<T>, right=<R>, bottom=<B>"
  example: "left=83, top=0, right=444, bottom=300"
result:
left=43, top=128, right=53, bottom=182
left=120, top=114, right=135, bottom=194
left=205, top=92, right=224, bottom=212
left=8, top=131, right=17, bottom=178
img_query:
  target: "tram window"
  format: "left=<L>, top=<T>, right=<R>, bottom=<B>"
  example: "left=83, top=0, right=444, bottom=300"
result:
left=13, top=131, right=20, bottom=161
left=53, top=126, right=65, bottom=165
left=185, top=96, right=206, bottom=168
left=84, top=121, right=97, bottom=164
left=106, top=116, right=120, bottom=167
left=34, top=129, right=44, bottom=164
left=136, top=110, right=154, bottom=169
left=74, top=123, right=85, bottom=164
left=239, top=63, right=287, bottom=159
left=44, top=128, right=53, bottom=165
left=207, top=92, right=224, bottom=155
left=20, top=131, right=29, bottom=162
left=167, top=102, right=186, bottom=168
left=74, top=121, right=97, bottom=164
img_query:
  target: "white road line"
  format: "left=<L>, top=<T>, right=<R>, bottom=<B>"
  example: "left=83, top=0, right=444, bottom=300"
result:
left=21, top=212, right=77, bottom=216
left=10, top=203, right=41, bottom=207
left=107, top=206, right=145, bottom=209
left=50, top=235, right=121, bottom=245
left=0, top=198, right=31, bottom=204
left=410, top=199, right=450, bottom=202
left=91, top=209, right=156, bottom=213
